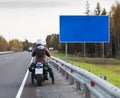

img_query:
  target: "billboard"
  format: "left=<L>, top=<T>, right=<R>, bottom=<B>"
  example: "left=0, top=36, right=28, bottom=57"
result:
left=60, top=15, right=110, bottom=43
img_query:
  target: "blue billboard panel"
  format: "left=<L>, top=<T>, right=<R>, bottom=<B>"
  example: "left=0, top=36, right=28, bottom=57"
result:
left=60, top=15, right=110, bottom=43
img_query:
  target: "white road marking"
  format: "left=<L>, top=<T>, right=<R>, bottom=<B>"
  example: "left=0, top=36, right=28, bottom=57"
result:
left=15, top=57, right=34, bottom=98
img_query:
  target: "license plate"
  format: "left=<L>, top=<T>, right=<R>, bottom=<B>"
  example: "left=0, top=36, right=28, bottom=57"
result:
left=35, top=68, right=43, bottom=74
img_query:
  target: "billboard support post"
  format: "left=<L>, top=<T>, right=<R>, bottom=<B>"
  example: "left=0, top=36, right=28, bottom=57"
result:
left=84, top=42, right=86, bottom=58
left=102, top=42, right=104, bottom=58
left=65, top=43, right=68, bottom=62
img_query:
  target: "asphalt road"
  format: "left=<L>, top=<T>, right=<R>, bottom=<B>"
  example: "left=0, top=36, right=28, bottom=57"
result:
left=21, top=67, right=82, bottom=98
left=0, top=52, right=83, bottom=98
left=0, top=52, right=31, bottom=98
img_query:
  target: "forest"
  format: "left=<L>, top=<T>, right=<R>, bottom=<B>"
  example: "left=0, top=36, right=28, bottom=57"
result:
left=0, top=36, right=34, bottom=52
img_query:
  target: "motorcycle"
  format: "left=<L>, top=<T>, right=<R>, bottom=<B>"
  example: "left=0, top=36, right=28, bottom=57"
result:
left=29, top=61, right=49, bottom=86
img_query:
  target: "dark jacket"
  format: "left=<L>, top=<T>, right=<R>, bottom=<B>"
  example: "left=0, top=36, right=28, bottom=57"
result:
left=32, top=45, right=50, bottom=63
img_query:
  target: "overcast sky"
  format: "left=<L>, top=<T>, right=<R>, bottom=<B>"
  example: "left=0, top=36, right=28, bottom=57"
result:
left=0, top=0, right=117, bottom=43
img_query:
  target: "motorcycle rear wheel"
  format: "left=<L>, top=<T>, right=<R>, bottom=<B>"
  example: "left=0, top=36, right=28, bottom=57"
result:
left=36, top=74, right=43, bottom=86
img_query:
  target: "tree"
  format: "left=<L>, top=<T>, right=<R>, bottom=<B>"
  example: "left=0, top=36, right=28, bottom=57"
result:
left=22, top=39, right=29, bottom=51
left=46, top=34, right=59, bottom=50
left=9, top=39, right=23, bottom=52
left=0, top=35, right=8, bottom=51
left=84, top=1, right=91, bottom=57
left=101, top=8, right=107, bottom=15
left=85, top=1, right=90, bottom=15
left=110, top=1, right=120, bottom=57
left=94, top=3, right=101, bottom=57
left=94, top=2, right=101, bottom=15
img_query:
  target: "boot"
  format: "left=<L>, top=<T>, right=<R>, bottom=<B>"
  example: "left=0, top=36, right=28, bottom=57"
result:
left=52, top=80, right=54, bottom=84
left=31, top=79, right=34, bottom=85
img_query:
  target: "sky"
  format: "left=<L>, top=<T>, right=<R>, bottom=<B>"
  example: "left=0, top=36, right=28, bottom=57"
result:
left=0, top=0, right=118, bottom=43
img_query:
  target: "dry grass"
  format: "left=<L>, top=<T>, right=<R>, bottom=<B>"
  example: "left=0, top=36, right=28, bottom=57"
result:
left=70, top=57, right=120, bottom=65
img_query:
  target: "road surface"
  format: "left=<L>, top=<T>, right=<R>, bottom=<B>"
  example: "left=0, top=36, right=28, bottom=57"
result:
left=0, top=52, right=83, bottom=98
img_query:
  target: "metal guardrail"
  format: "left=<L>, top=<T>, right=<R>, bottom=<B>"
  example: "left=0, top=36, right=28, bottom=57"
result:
left=49, top=56, right=120, bottom=98
left=0, top=51, right=13, bottom=55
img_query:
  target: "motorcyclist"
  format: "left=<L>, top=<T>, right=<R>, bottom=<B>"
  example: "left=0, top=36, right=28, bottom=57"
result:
left=31, top=39, right=54, bottom=84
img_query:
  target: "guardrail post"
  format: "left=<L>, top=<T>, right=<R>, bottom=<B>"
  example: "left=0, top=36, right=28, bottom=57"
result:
left=69, top=76, right=74, bottom=84
left=51, top=62, right=58, bottom=70
left=76, top=82, right=81, bottom=90
left=56, top=66, right=59, bottom=70
left=99, top=76, right=107, bottom=80
left=62, top=70, right=65, bottom=76
left=65, top=72, right=69, bottom=79
left=84, top=84, right=90, bottom=98
left=59, top=67, right=62, bottom=73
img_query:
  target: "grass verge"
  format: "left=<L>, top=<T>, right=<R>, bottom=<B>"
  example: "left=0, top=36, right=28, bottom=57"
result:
left=51, top=51, right=120, bottom=88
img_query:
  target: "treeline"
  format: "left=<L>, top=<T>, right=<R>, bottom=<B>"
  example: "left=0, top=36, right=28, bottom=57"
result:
left=46, top=1, right=120, bottom=58
left=0, top=35, right=34, bottom=52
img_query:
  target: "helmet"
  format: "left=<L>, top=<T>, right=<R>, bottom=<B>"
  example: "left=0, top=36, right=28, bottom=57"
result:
left=36, top=39, right=43, bottom=45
